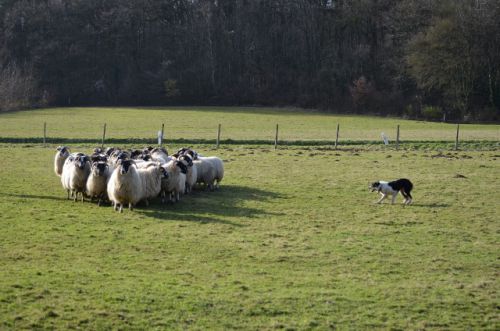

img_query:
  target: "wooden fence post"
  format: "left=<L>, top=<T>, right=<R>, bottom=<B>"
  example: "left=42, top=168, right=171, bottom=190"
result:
left=160, top=123, right=165, bottom=147
left=216, top=124, right=221, bottom=149
left=43, top=122, right=47, bottom=147
left=455, top=124, right=460, bottom=150
left=274, top=124, right=279, bottom=150
left=396, top=124, right=400, bottom=150
left=335, top=123, right=340, bottom=149
left=101, top=123, right=107, bottom=148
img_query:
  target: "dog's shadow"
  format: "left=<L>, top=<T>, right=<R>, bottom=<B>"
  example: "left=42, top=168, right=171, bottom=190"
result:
left=409, top=203, right=450, bottom=208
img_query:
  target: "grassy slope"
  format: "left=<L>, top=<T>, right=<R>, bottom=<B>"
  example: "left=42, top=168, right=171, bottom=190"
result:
left=0, top=144, right=498, bottom=330
left=0, top=107, right=499, bottom=142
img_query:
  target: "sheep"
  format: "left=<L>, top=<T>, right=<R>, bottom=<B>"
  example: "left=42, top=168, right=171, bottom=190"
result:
left=54, top=146, right=70, bottom=177
left=61, top=154, right=91, bottom=202
left=151, top=147, right=171, bottom=164
left=86, top=161, right=110, bottom=206
left=178, top=154, right=197, bottom=193
left=193, top=158, right=217, bottom=191
left=107, top=159, right=143, bottom=212
left=160, top=160, right=187, bottom=203
left=136, top=162, right=165, bottom=206
left=197, top=156, right=224, bottom=189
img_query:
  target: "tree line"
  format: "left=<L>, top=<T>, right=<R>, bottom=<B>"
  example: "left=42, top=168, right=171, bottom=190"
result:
left=1, top=0, right=499, bottom=122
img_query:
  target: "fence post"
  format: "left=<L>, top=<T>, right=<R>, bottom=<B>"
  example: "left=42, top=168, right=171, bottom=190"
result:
left=43, top=122, right=47, bottom=147
left=160, top=123, right=165, bottom=147
left=455, top=124, right=460, bottom=150
left=216, top=124, right=221, bottom=149
left=274, top=124, right=279, bottom=150
left=396, top=124, right=400, bottom=150
left=335, top=123, right=340, bottom=149
left=101, top=123, right=107, bottom=148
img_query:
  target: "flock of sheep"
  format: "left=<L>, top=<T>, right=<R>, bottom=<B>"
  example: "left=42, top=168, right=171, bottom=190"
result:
left=54, top=146, right=224, bottom=212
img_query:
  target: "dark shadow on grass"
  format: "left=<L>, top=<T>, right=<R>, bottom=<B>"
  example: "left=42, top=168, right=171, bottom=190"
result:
left=133, top=184, right=285, bottom=226
left=0, top=192, right=65, bottom=201
left=0, top=185, right=285, bottom=226
left=409, top=203, right=450, bottom=208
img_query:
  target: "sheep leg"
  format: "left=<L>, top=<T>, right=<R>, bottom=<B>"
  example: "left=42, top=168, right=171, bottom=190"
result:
left=119, top=204, right=123, bottom=213
left=161, top=191, right=166, bottom=204
left=144, top=199, right=149, bottom=207
left=73, top=191, right=78, bottom=202
left=81, top=192, right=85, bottom=203
left=66, top=190, right=70, bottom=200
left=114, top=203, right=119, bottom=211
left=129, top=202, right=133, bottom=211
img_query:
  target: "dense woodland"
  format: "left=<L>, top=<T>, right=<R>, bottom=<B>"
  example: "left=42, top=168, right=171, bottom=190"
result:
left=0, top=0, right=499, bottom=121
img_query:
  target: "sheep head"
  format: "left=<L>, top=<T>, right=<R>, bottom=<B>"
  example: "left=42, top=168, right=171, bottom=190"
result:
left=160, top=166, right=169, bottom=179
left=56, top=146, right=70, bottom=157
left=74, top=155, right=90, bottom=170
left=91, top=161, right=108, bottom=176
left=117, top=159, right=135, bottom=174
left=176, top=160, right=188, bottom=174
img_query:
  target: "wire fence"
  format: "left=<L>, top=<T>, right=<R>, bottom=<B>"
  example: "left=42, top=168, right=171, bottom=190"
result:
left=1, top=121, right=498, bottom=151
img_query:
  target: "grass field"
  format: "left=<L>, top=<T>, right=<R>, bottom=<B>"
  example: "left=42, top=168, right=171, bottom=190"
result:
left=0, top=107, right=499, bottom=330
left=0, top=107, right=499, bottom=143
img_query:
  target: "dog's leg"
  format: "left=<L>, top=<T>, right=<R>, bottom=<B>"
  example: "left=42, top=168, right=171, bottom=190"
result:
left=400, top=190, right=408, bottom=204
left=376, top=193, right=386, bottom=204
left=391, top=193, right=397, bottom=204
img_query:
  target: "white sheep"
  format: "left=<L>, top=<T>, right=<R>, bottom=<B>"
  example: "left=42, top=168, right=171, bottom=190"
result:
left=61, top=153, right=91, bottom=202
left=198, top=156, right=224, bottom=189
left=160, top=160, right=186, bottom=203
left=193, top=158, right=216, bottom=191
left=107, top=159, right=143, bottom=212
left=151, top=147, right=171, bottom=164
left=85, top=161, right=110, bottom=206
left=136, top=162, right=165, bottom=206
left=54, top=146, right=70, bottom=177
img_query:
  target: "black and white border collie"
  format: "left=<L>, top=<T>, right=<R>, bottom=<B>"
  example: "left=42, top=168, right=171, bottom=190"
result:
left=370, top=178, right=413, bottom=205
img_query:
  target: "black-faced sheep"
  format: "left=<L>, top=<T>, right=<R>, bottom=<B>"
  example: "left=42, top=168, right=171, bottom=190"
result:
left=54, top=146, right=70, bottom=177
left=61, top=154, right=91, bottom=202
left=178, top=154, right=197, bottom=193
left=160, top=160, right=187, bottom=203
left=107, top=159, right=142, bottom=212
left=86, top=161, right=110, bottom=206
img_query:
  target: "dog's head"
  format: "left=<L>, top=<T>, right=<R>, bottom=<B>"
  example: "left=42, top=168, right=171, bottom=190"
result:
left=370, top=181, right=381, bottom=192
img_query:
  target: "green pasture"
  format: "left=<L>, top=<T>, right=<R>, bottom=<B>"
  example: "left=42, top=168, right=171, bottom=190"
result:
left=0, top=141, right=498, bottom=329
left=0, top=107, right=499, bottom=143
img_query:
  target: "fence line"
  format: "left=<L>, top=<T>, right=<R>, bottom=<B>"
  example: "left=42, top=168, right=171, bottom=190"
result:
left=5, top=122, right=497, bottom=150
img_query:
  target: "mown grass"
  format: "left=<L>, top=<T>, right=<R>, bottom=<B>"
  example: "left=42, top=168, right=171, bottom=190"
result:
left=0, top=143, right=498, bottom=330
left=0, top=107, right=499, bottom=142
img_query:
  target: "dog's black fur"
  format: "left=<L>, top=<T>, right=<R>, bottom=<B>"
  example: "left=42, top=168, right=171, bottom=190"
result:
left=387, top=178, right=413, bottom=201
